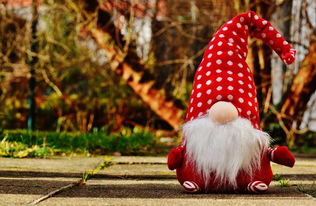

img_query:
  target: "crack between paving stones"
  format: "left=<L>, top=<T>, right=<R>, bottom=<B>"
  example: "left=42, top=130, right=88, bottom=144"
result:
left=28, top=157, right=114, bottom=205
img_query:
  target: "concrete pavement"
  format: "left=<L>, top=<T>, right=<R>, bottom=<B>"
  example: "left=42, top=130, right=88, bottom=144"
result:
left=0, top=156, right=315, bottom=205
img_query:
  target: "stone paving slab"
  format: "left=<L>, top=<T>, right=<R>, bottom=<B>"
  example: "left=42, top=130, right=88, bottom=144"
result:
left=39, top=179, right=315, bottom=206
left=110, top=156, right=167, bottom=164
left=38, top=197, right=316, bottom=206
left=0, top=177, right=80, bottom=205
left=52, top=179, right=306, bottom=199
left=98, top=164, right=175, bottom=177
left=0, top=157, right=104, bottom=173
left=0, top=156, right=315, bottom=205
left=0, top=194, right=38, bottom=206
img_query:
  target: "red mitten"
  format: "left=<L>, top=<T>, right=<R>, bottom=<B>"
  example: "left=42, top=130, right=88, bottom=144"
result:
left=267, top=146, right=295, bottom=167
left=167, top=146, right=185, bottom=170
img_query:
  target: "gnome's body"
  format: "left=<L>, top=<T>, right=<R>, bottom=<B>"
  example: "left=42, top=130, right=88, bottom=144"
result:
left=168, top=11, right=295, bottom=193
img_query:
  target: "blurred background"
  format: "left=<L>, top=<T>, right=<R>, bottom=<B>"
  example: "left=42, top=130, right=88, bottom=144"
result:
left=0, top=0, right=315, bottom=157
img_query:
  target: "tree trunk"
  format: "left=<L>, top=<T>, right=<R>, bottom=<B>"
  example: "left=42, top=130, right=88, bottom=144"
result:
left=281, top=36, right=316, bottom=146
left=80, top=0, right=185, bottom=129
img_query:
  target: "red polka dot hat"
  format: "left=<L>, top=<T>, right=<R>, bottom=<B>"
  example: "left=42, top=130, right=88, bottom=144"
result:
left=186, top=11, right=296, bottom=129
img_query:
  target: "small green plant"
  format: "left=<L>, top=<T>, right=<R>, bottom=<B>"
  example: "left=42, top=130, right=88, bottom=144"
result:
left=297, top=183, right=316, bottom=197
left=273, top=174, right=282, bottom=181
left=278, top=179, right=290, bottom=187
left=81, top=156, right=113, bottom=184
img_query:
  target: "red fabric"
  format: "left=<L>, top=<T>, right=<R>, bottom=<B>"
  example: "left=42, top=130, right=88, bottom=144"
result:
left=168, top=148, right=273, bottom=192
left=268, top=146, right=295, bottom=167
left=185, top=11, right=296, bottom=130
left=167, top=146, right=184, bottom=170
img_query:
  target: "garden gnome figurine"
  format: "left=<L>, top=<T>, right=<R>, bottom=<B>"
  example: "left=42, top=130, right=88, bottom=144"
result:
left=168, top=11, right=296, bottom=193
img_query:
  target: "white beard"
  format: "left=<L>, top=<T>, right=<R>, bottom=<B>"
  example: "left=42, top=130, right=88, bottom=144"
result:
left=182, top=116, right=270, bottom=189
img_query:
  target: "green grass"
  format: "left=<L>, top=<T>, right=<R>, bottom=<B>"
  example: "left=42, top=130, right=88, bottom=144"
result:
left=297, top=183, right=316, bottom=197
left=0, top=128, right=160, bottom=158
left=278, top=179, right=290, bottom=187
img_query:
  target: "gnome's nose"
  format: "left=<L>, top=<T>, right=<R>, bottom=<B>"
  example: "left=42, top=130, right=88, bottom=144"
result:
left=208, top=101, right=238, bottom=124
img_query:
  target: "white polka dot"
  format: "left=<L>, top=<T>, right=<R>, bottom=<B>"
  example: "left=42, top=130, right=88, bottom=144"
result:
left=254, top=15, right=259, bottom=20
left=247, top=110, right=251, bottom=115
left=255, top=107, right=258, bottom=112
left=198, top=112, right=203, bottom=117
left=222, top=27, right=228, bottom=31
left=219, top=34, right=225, bottom=38
left=198, top=66, right=203, bottom=71
left=206, top=89, right=211, bottom=94
left=248, top=76, right=252, bottom=81
left=197, top=84, right=202, bottom=88
left=243, top=52, right=247, bottom=57
left=216, top=59, right=222, bottom=65
left=216, top=86, right=222, bottom=91
left=261, top=33, right=266, bottom=38
left=240, top=17, right=244, bottom=22
left=238, top=72, right=244, bottom=77
left=283, top=41, right=288, bottom=45
left=238, top=108, right=242, bottom=112
left=276, top=33, right=281, bottom=38
left=228, top=86, right=234, bottom=90
left=206, top=80, right=212, bottom=85
left=217, top=41, right=223, bottom=46
left=216, top=95, right=222, bottom=100
left=190, top=98, right=194, bottom=103
left=245, top=25, right=249, bottom=30
left=227, top=43, right=233, bottom=46
left=207, top=99, right=212, bottom=104
left=207, top=53, right=212, bottom=58
left=227, top=95, right=233, bottom=100
left=255, top=123, right=259, bottom=128
left=227, top=70, right=233, bottom=74
left=248, top=92, right=253, bottom=97
left=227, top=20, right=233, bottom=24
left=228, top=50, right=233, bottom=56
left=238, top=80, right=244, bottom=85
left=238, top=63, right=243, bottom=68
left=248, top=12, right=251, bottom=18
left=240, top=38, right=245, bottom=43
left=247, top=67, right=251, bottom=72
left=237, top=23, right=242, bottom=28
left=254, top=98, right=258, bottom=103
left=197, top=102, right=202, bottom=107
left=229, top=38, right=234, bottom=43
left=239, top=88, right=244, bottom=93
left=190, top=107, right=193, bottom=112
left=233, top=31, right=237, bottom=35
left=238, top=54, right=243, bottom=59
left=253, top=116, right=257, bottom=119
left=269, top=26, right=274, bottom=31
left=217, top=51, right=223, bottom=55
left=211, top=37, right=215, bottom=42
left=191, top=89, right=195, bottom=94
left=227, top=60, right=233, bottom=66
left=216, top=69, right=222, bottom=73
left=262, top=20, right=267, bottom=25
left=209, top=45, right=214, bottom=50
left=206, top=62, right=212, bottom=67
left=248, top=102, right=253, bottom=106
left=216, top=77, right=222, bottom=82
left=190, top=117, right=194, bottom=120
left=197, top=92, right=202, bottom=98
left=206, top=71, right=211, bottom=76
left=197, top=75, right=202, bottom=80
left=248, top=84, right=252, bottom=89
left=228, top=77, right=233, bottom=81
left=239, top=98, right=244, bottom=103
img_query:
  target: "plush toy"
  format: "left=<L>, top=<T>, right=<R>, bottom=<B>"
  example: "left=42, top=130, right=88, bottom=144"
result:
left=168, top=11, right=296, bottom=193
